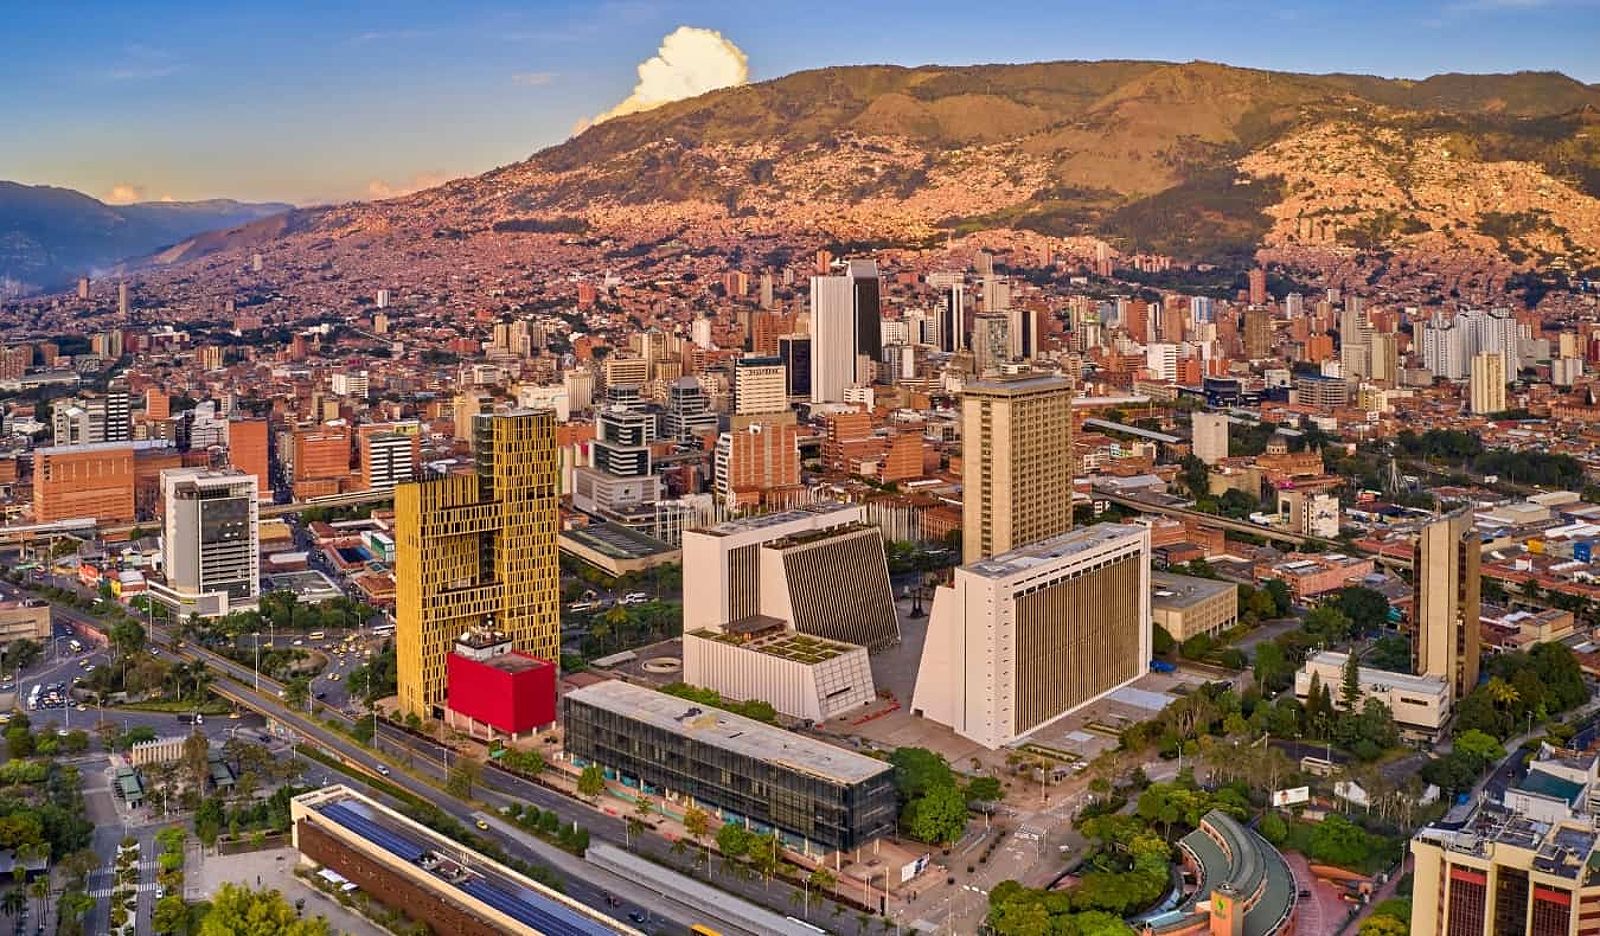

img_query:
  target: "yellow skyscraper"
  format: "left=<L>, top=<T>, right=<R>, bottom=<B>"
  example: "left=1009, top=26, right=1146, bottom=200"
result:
left=395, top=409, right=560, bottom=719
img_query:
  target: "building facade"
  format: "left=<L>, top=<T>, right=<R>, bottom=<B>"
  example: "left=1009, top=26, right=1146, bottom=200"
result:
left=913, top=524, right=1152, bottom=749
left=395, top=410, right=560, bottom=719
left=33, top=442, right=136, bottom=523
left=1413, top=508, right=1481, bottom=703
left=154, top=469, right=260, bottom=617
left=961, top=375, right=1075, bottom=565
left=809, top=259, right=880, bottom=404
left=562, top=680, right=897, bottom=855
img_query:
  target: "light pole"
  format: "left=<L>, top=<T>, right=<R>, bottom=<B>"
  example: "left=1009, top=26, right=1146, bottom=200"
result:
left=252, top=633, right=260, bottom=692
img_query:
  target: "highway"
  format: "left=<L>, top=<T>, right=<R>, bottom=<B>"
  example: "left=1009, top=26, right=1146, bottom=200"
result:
left=38, top=590, right=782, bottom=935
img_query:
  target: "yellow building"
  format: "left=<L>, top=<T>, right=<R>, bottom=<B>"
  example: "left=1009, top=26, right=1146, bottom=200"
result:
left=395, top=410, right=560, bottom=719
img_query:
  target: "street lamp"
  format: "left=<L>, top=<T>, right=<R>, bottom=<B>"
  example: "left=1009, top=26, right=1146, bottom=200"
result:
left=252, top=632, right=260, bottom=692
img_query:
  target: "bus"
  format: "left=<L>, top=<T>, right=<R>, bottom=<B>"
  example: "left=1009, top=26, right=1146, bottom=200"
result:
left=307, top=631, right=326, bottom=642
left=67, top=639, right=83, bottom=654
left=370, top=624, right=395, bottom=638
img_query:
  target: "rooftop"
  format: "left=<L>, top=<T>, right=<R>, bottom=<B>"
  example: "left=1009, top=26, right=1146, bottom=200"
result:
left=696, top=501, right=858, bottom=537
left=1306, top=651, right=1450, bottom=698
left=560, top=522, right=677, bottom=560
left=565, top=679, right=891, bottom=785
left=966, top=523, right=1146, bottom=579
left=962, top=374, right=1073, bottom=396
left=1515, top=770, right=1587, bottom=808
left=690, top=627, right=853, bottom=665
left=1151, top=571, right=1237, bottom=610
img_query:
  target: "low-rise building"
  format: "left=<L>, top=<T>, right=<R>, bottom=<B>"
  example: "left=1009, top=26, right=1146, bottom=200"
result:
left=0, top=599, right=50, bottom=643
left=682, top=621, right=875, bottom=723
left=1150, top=571, right=1238, bottom=642
left=1258, top=553, right=1374, bottom=601
left=562, top=679, right=896, bottom=856
left=1294, top=650, right=1449, bottom=734
left=444, top=630, right=557, bottom=742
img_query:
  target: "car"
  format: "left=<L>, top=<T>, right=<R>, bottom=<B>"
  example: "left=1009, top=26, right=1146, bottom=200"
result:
left=194, top=714, right=204, bottom=725
left=75, top=704, right=85, bottom=712
left=155, top=887, right=164, bottom=899
left=375, top=765, right=391, bottom=776
left=228, top=711, right=241, bottom=720
left=83, top=665, right=95, bottom=673
left=329, top=673, right=341, bottom=681
left=622, top=592, right=648, bottom=604
left=628, top=911, right=647, bottom=925
left=475, top=819, right=490, bottom=831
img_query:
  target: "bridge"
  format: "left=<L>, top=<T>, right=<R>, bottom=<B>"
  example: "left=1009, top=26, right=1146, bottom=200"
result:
left=1092, top=489, right=1413, bottom=571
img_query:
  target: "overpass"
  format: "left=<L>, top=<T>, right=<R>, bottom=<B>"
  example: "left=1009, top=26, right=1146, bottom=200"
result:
left=1093, top=489, right=1412, bottom=571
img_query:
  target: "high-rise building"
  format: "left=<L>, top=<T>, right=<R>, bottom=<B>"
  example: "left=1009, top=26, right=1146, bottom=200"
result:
left=940, top=282, right=965, bottom=353
left=117, top=281, right=129, bottom=317
left=1413, top=508, right=1481, bottom=703
left=331, top=371, right=370, bottom=398
left=809, top=259, right=880, bottom=403
left=395, top=410, right=560, bottom=719
left=1007, top=306, right=1037, bottom=361
left=913, top=524, right=1152, bottom=749
left=145, top=389, right=170, bottom=422
left=33, top=442, right=137, bottom=523
left=1340, top=296, right=1372, bottom=379
left=153, top=469, right=259, bottom=617
left=359, top=423, right=422, bottom=492
left=961, top=375, right=1075, bottom=565
left=51, top=390, right=131, bottom=446
left=714, top=422, right=802, bottom=511
left=1470, top=351, right=1507, bottom=414
left=1243, top=307, right=1273, bottom=360
left=732, top=356, right=788, bottom=420
left=778, top=336, right=811, bottom=400
left=227, top=419, right=271, bottom=502
left=662, top=377, right=718, bottom=443
left=1248, top=268, right=1268, bottom=306
left=591, top=389, right=654, bottom=477
left=1191, top=411, right=1230, bottom=465
left=971, top=313, right=1010, bottom=375
left=291, top=424, right=353, bottom=498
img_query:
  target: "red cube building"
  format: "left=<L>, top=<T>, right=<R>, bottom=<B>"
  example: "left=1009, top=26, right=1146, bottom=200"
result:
left=443, top=631, right=557, bottom=740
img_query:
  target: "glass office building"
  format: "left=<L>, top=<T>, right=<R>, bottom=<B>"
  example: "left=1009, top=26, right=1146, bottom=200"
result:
left=562, top=680, right=896, bottom=854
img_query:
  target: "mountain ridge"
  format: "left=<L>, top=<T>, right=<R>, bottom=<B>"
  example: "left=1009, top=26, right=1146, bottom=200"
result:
left=0, top=181, right=291, bottom=294
left=126, top=61, right=1600, bottom=281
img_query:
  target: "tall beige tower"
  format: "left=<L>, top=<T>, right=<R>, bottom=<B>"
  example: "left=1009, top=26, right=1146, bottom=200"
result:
left=1412, top=508, right=1480, bottom=703
left=395, top=409, right=560, bottom=719
left=1469, top=351, right=1507, bottom=415
left=961, top=375, right=1074, bottom=565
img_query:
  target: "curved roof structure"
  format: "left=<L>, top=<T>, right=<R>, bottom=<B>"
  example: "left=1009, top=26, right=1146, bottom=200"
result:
left=1163, top=810, right=1296, bottom=936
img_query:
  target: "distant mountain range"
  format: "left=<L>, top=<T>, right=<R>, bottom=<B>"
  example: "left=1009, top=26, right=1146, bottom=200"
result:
left=0, top=182, right=290, bottom=294
left=48, top=61, right=1600, bottom=288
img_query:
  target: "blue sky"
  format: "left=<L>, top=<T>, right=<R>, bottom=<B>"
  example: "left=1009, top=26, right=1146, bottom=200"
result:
left=4, top=0, right=1597, bottom=205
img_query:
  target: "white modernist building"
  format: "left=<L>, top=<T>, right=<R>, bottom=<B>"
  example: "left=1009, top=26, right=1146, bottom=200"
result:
left=912, top=524, right=1152, bottom=749
left=152, top=468, right=260, bottom=617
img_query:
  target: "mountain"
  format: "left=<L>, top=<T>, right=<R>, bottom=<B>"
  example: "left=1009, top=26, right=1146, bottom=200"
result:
left=157, top=61, right=1600, bottom=277
left=0, top=182, right=291, bottom=294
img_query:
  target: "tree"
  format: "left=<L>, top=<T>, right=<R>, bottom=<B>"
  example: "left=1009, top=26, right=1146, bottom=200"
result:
left=576, top=764, right=605, bottom=801
left=197, top=883, right=329, bottom=936
left=1340, top=651, right=1362, bottom=711
left=902, top=782, right=969, bottom=845
left=888, top=748, right=955, bottom=800
left=966, top=776, right=1003, bottom=804
left=109, top=619, right=147, bottom=662
left=683, top=805, right=710, bottom=843
left=1259, top=812, right=1288, bottom=845
left=4, top=640, right=40, bottom=672
left=1179, top=454, right=1210, bottom=500
left=1253, top=642, right=1291, bottom=693
left=153, top=894, right=190, bottom=934
left=715, top=822, right=753, bottom=865
left=1455, top=728, right=1507, bottom=767
left=1359, top=914, right=1410, bottom=936
left=183, top=730, right=210, bottom=791
left=445, top=759, right=482, bottom=799
left=0, top=888, right=22, bottom=919
left=1334, top=586, right=1391, bottom=636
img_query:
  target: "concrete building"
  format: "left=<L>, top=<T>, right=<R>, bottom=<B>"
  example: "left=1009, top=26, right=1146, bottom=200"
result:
left=971, top=313, right=1010, bottom=375
left=1151, top=570, right=1238, bottom=642
left=152, top=469, right=260, bottom=617
left=51, top=389, right=131, bottom=446
left=331, top=371, right=370, bottom=398
left=227, top=419, right=271, bottom=502
left=1410, top=802, right=1600, bottom=936
left=443, top=629, right=557, bottom=742
left=562, top=680, right=897, bottom=855
left=681, top=503, right=900, bottom=650
left=809, top=259, right=880, bottom=404
left=1471, top=350, right=1508, bottom=415
left=662, top=377, right=718, bottom=443
left=1413, top=508, right=1481, bottom=703
left=0, top=600, right=50, bottom=643
left=961, top=375, right=1075, bottom=565
left=912, top=524, right=1152, bottom=750
left=1191, top=411, right=1230, bottom=465
left=1295, top=650, right=1449, bottom=734
left=33, top=442, right=136, bottom=523
left=683, top=622, right=876, bottom=723
left=395, top=410, right=560, bottom=719
left=292, top=786, right=638, bottom=936
left=732, top=356, right=789, bottom=424
left=358, top=423, right=421, bottom=493
left=713, top=422, right=801, bottom=511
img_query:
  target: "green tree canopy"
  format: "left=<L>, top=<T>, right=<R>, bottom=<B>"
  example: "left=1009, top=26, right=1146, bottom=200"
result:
left=197, top=883, right=328, bottom=936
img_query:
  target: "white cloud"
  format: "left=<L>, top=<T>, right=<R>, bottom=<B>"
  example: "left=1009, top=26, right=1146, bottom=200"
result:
left=512, top=71, right=557, bottom=86
left=366, top=171, right=456, bottom=200
left=104, top=183, right=146, bottom=205
left=580, top=26, right=748, bottom=132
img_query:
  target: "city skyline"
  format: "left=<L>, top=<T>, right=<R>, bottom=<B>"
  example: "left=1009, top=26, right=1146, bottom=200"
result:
left=5, top=0, right=1600, bottom=205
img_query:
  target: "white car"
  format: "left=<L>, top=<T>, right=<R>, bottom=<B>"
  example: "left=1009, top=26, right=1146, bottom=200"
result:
left=621, top=592, right=649, bottom=605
